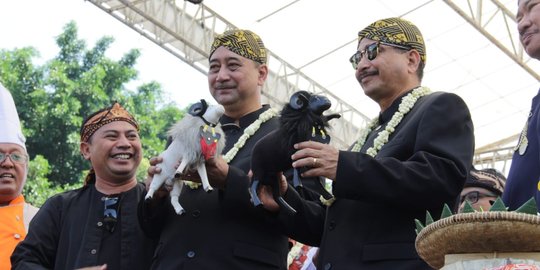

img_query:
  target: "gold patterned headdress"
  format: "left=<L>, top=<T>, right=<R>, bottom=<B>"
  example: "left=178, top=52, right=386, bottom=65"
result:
left=209, top=29, right=267, bottom=64
left=80, top=102, right=139, bottom=143
left=358, top=17, right=426, bottom=63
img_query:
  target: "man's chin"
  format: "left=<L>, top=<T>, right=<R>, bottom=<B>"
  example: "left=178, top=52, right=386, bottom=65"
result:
left=362, top=86, right=376, bottom=98
left=110, top=165, right=136, bottom=175
left=0, top=187, right=17, bottom=197
left=214, top=96, right=237, bottom=106
left=110, top=172, right=137, bottom=182
left=527, top=47, right=540, bottom=60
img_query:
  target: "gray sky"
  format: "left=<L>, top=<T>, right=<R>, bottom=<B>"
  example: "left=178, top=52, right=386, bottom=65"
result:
left=1, top=0, right=212, bottom=109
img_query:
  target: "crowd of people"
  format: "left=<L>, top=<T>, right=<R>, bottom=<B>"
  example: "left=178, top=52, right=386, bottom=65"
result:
left=2, top=1, right=540, bottom=268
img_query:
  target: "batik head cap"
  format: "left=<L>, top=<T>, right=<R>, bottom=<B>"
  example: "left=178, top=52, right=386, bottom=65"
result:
left=465, top=168, right=506, bottom=196
left=209, top=29, right=267, bottom=64
left=358, top=17, right=426, bottom=63
left=80, top=102, right=139, bottom=185
left=0, top=83, right=26, bottom=151
left=80, top=102, right=139, bottom=143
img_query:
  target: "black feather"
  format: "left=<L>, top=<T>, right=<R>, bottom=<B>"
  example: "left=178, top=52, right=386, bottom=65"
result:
left=249, top=91, right=341, bottom=214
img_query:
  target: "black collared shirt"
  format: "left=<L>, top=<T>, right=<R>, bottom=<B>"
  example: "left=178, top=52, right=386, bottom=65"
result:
left=363, top=88, right=415, bottom=152
left=220, top=104, right=275, bottom=172
left=12, top=183, right=153, bottom=270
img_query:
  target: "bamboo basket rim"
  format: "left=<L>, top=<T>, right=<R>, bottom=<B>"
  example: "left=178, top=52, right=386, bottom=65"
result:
left=415, top=211, right=540, bottom=269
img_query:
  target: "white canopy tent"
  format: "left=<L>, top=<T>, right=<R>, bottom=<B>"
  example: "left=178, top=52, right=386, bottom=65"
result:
left=88, top=0, right=540, bottom=173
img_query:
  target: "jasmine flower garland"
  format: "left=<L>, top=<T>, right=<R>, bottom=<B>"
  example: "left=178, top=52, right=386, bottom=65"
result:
left=185, top=108, right=279, bottom=189
left=351, top=86, right=432, bottom=156
left=320, top=86, right=432, bottom=206
left=222, top=108, right=279, bottom=163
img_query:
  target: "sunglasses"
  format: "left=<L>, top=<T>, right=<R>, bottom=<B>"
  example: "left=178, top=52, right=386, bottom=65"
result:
left=0, top=152, right=28, bottom=164
left=460, top=191, right=498, bottom=204
left=349, top=42, right=412, bottom=70
left=103, top=196, right=119, bottom=233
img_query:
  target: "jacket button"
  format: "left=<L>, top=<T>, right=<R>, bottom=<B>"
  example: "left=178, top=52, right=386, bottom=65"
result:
left=13, top=233, right=21, bottom=239
left=328, top=220, right=336, bottom=230
left=187, top=251, right=195, bottom=258
left=91, top=249, right=97, bottom=255
left=324, top=263, right=332, bottom=270
left=97, top=221, right=103, bottom=227
left=192, top=210, right=201, bottom=218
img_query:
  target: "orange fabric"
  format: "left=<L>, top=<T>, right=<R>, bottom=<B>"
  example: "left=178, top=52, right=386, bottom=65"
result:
left=0, top=195, right=27, bottom=269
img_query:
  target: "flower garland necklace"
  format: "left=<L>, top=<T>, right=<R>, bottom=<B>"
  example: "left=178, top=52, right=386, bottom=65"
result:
left=320, top=86, right=431, bottom=206
left=222, top=107, right=279, bottom=163
left=352, top=86, right=432, bottom=156
left=185, top=107, right=279, bottom=189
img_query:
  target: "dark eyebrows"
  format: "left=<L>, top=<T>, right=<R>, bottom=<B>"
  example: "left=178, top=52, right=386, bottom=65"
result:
left=101, top=129, right=119, bottom=136
left=518, top=0, right=538, bottom=19
left=101, top=128, right=137, bottom=135
left=126, top=130, right=139, bottom=136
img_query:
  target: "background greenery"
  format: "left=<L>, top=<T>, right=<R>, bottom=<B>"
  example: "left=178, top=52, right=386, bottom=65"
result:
left=0, top=21, right=187, bottom=206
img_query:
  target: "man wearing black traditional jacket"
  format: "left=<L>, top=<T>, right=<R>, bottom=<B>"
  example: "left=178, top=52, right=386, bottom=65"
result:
left=260, top=17, right=475, bottom=270
left=12, top=102, right=153, bottom=270
left=139, top=30, right=291, bottom=270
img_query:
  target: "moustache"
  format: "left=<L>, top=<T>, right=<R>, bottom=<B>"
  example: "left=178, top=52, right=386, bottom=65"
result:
left=214, top=84, right=237, bottom=90
left=357, top=70, right=379, bottom=81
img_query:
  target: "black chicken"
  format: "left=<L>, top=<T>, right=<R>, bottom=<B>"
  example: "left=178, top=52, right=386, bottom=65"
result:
left=249, top=90, right=340, bottom=214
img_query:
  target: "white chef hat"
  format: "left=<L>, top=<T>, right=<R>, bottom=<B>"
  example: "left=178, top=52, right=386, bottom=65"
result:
left=0, top=83, right=26, bottom=151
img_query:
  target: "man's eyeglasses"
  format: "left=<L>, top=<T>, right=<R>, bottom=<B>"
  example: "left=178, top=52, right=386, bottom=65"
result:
left=460, top=191, right=498, bottom=204
left=349, top=42, right=411, bottom=70
left=0, top=152, right=28, bottom=164
left=103, top=196, right=119, bottom=233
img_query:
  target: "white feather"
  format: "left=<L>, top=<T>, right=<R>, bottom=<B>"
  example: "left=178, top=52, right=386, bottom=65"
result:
left=146, top=103, right=226, bottom=215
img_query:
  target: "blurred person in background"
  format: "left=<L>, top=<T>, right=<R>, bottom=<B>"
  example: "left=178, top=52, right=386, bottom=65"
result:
left=457, top=168, right=506, bottom=212
left=0, top=83, right=38, bottom=270
left=503, top=0, right=540, bottom=211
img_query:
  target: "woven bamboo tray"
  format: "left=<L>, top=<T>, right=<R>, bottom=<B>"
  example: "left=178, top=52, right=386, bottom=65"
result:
left=415, top=211, right=540, bottom=269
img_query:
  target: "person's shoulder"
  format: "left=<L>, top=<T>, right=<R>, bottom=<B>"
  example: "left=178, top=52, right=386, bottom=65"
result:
left=24, top=202, right=39, bottom=212
left=419, top=91, right=468, bottom=108
left=24, top=201, right=40, bottom=221
left=415, top=91, right=472, bottom=124
left=58, top=185, right=87, bottom=197
left=42, top=185, right=88, bottom=206
left=425, top=90, right=463, bottom=101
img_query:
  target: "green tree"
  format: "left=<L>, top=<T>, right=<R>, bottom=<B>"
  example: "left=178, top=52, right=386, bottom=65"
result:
left=0, top=21, right=184, bottom=195
left=23, top=155, right=79, bottom=207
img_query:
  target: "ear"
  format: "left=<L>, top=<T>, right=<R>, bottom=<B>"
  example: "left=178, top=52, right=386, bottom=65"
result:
left=257, top=64, right=269, bottom=86
left=407, top=50, right=421, bottom=74
left=80, top=142, right=91, bottom=160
